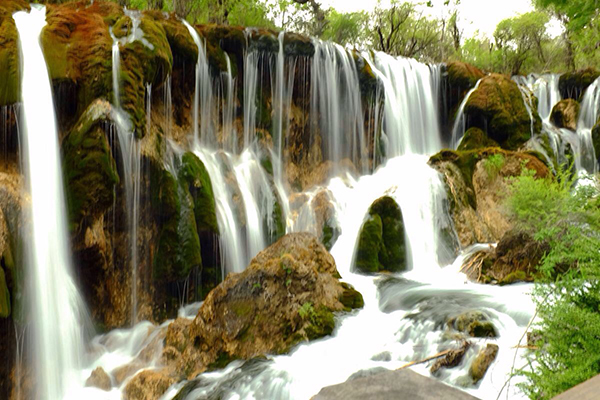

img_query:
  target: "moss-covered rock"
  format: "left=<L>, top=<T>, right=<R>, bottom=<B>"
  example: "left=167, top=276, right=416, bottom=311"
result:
left=469, top=343, right=499, bottom=383
left=355, top=196, right=406, bottom=274
left=178, top=152, right=218, bottom=235
left=162, top=233, right=362, bottom=379
left=42, top=2, right=117, bottom=126
left=151, top=161, right=202, bottom=283
left=283, top=32, right=314, bottom=57
left=593, top=121, right=600, bottom=164
left=457, top=127, right=499, bottom=151
left=559, top=68, right=600, bottom=100
left=550, top=99, right=580, bottom=130
left=144, top=10, right=198, bottom=65
left=0, top=1, right=29, bottom=106
left=448, top=310, right=497, bottom=338
left=464, top=74, right=541, bottom=150
left=62, top=99, right=119, bottom=228
left=429, top=148, right=549, bottom=248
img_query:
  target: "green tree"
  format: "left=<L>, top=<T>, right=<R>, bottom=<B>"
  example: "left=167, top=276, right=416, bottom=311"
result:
left=320, top=10, right=368, bottom=48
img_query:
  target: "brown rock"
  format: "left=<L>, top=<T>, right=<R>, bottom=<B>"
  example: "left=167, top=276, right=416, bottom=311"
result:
left=430, top=341, right=471, bottom=375
left=85, top=367, right=112, bottom=391
left=163, top=233, right=362, bottom=380
left=123, top=369, right=175, bottom=400
left=551, top=99, right=580, bottom=130
left=469, top=344, right=499, bottom=383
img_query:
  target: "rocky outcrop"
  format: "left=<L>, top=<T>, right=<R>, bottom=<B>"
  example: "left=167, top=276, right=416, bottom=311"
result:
left=559, top=68, right=600, bottom=100
left=441, top=61, right=485, bottom=143
left=161, top=233, right=363, bottom=382
left=469, top=343, right=499, bottom=383
left=355, top=196, right=406, bottom=274
left=462, top=230, right=549, bottom=284
left=123, top=370, right=175, bottom=400
left=429, top=148, right=549, bottom=248
left=551, top=99, right=580, bottom=130
left=463, top=74, right=541, bottom=151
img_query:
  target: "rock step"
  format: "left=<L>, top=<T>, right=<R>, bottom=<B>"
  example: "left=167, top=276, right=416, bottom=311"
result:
left=312, top=369, right=479, bottom=400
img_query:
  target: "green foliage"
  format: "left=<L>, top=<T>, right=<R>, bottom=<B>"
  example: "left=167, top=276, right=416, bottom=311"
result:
left=482, top=153, right=505, bottom=179
left=508, top=166, right=600, bottom=398
left=320, top=10, right=368, bottom=48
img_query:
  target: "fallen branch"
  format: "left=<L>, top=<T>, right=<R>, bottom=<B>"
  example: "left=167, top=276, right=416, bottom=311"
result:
left=397, top=349, right=452, bottom=370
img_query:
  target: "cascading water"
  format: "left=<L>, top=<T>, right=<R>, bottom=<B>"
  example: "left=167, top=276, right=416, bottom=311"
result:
left=14, top=7, right=89, bottom=399
left=450, top=79, right=482, bottom=149
left=367, top=53, right=442, bottom=156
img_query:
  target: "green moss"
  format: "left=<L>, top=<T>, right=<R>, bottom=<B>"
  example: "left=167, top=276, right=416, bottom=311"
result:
left=231, top=300, right=253, bottom=317
left=269, top=197, right=286, bottom=245
left=321, top=222, right=340, bottom=251
left=0, top=12, right=22, bottom=106
left=178, top=152, right=218, bottom=235
left=457, top=127, right=499, bottom=151
left=369, top=196, right=406, bottom=272
left=145, top=11, right=197, bottom=64
left=559, top=68, right=600, bottom=100
left=469, top=344, right=499, bottom=383
left=62, top=101, right=119, bottom=227
left=283, top=32, right=314, bottom=57
left=354, top=214, right=383, bottom=274
left=499, top=270, right=531, bottom=285
left=339, top=282, right=364, bottom=312
left=151, top=162, right=202, bottom=282
left=469, top=321, right=497, bottom=338
left=208, top=351, right=237, bottom=370
left=302, top=305, right=335, bottom=341
left=0, top=267, right=10, bottom=318
left=464, top=74, right=541, bottom=150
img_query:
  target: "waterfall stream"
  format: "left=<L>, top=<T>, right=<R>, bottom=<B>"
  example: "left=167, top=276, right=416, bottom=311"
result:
left=14, top=7, right=89, bottom=399
left=14, top=8, right=600, bottom=399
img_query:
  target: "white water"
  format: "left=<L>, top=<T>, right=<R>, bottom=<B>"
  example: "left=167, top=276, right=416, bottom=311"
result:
left=513, top=74, right=598, bottom=174
left=368, top=53, right=442, bottom=156
left=450, top=79, right=482, bottom=149
left=15, top=7, right=89, bottom=399
left=61, top=28, right=539, bottom=400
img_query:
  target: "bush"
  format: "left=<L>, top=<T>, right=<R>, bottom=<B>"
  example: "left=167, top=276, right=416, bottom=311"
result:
left=508, top=166, right=600, bottom=399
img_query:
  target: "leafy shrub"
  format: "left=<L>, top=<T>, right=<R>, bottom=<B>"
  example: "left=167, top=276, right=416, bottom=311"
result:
left=508, top=166, right=600, bottom=399
left=482, top=153, right=505, bottom=179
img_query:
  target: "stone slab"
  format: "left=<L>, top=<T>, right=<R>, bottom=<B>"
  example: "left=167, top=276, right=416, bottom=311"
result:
left=553, top=374, right=600, bottom=400
left=312, top=369, right=480, bottom=400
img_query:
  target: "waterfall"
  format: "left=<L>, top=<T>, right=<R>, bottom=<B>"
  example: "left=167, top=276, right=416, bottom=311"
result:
left=513, top=74, right=561, bottom=120
left=450, top=79, right=482, bottom=149
left=14, top=7, right=88, bottom=399
left=367, top=53, right=442, bottom=156
left=576, top=77, right=600, bottom=173
left=311, top=41, right=366, bottom=173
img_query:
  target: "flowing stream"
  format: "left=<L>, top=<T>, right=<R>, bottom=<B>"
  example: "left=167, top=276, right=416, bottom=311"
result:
left=14, top=6, right=89, bottom=399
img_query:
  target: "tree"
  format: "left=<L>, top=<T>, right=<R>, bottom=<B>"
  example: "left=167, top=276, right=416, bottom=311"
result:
left=320, top=10, right=368, bottom=48
left=493, top=11, right=549, bottom=75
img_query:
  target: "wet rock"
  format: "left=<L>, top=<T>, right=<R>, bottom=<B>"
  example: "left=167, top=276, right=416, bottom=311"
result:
left=112, top=361, right=144, bottom=386
left=448, top=311, right=497, bottom=338
left=312, top=190, right=341, bottom=250
left=123, top=369, right=175, bottom=400
left=551, top=99, right=580, bottom=130
left=469, top=343, right=499, bottom=383
left=457, top=127, right=499, bottom=151
left=0, top=1, right=29, bottom=106
left=430, top=341, right=471, bottom=375
left=464, top=74, right=541, bottom=150
left=85, top=366, right=112, bottom=391
left=355, top=196, right=406, bottom=274
left=163, top=233, right=362, bottom=379
left=472, top=230, right=550, bottom=284
left=371, top=352, right=392, bottom=362
left=559, top=68, right=600, bottom=100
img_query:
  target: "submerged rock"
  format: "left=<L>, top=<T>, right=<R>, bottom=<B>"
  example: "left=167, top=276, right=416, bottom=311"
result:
left=85, top=366, right=112, bottom=391
left=355, top=196, right=406, bottom=274
left=464, top=74, right=541, bottom=150
left=551, top=99, right=580, bottom=130
left=162, top=233, right=363, bottom=380
left=448, top=311, right=497, bottom=338
left=123, top=369, right=175, bottom=400
left=469, top=343, right=499, bottom=383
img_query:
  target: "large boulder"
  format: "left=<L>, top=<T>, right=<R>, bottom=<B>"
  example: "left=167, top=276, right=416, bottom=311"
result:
left=559, top=68, right=600, bottom=100
left=161, top=233, right=363, bottom=380
left=355, top=196, right=406, bottom=274
left=429, top=148, right=549, bottom=248
left=463, top=74, right=541, bottom=150
left=551, top=99, right=580, bottom=130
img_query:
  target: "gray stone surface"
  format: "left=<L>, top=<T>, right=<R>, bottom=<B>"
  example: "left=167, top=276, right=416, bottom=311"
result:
left=313, top=369, right=480, bottom=400
left=553, top=374, right=600, bottom=400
